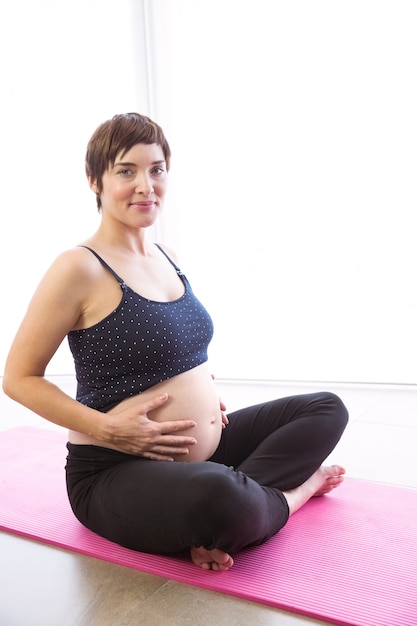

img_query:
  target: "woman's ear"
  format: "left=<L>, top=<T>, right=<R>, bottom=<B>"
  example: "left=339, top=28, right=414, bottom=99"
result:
left=88, top=176, right=99, bottom=194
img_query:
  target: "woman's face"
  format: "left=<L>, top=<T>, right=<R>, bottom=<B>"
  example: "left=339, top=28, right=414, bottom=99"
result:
left=91, top=143, right=168, bottom=228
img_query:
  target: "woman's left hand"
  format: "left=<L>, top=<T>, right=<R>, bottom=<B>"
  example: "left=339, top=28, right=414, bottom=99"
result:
left=220, top=398, right=228, bottom=429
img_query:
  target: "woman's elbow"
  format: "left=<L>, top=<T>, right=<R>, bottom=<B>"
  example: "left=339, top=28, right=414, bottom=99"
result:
left=2, top=368, right=24, bottom=402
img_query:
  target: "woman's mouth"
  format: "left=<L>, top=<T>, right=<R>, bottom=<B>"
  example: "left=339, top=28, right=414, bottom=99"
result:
left=130, top=201, right=155, bottom=211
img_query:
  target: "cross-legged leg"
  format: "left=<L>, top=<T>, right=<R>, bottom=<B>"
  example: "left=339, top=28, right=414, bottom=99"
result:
left=211, top=391, right=348, bottom=490
left=66, top=445, right=290, bottom=556
left=194, top=392, right=348, bottom=569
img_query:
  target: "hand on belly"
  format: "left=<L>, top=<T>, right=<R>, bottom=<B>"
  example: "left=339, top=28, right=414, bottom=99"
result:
left=110, top=366, right=224, bottom=462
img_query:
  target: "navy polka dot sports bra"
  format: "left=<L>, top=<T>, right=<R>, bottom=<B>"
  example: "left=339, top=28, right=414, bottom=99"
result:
left=68, top=245, right=214, bottom=411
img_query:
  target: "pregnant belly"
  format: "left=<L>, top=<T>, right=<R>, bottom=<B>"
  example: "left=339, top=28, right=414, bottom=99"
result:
left=69, top=364, right=223, bottom=462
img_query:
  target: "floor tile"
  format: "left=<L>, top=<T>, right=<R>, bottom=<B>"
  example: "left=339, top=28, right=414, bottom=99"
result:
left=121, top=580, right=328, bottom=626
left=357, top=387, right=417, bottom=427
left=327, top=421, right=417, bottom=487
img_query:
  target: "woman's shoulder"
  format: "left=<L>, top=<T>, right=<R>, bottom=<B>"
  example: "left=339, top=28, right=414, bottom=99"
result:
left=44, top=246, right=105, bottom=288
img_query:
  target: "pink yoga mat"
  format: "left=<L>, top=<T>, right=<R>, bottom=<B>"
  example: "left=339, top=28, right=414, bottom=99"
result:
left=0, top=427, right=416, bottom=626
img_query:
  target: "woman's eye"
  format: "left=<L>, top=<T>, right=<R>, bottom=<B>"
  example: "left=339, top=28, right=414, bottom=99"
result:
left=118, top=168, right=134, bottom=176
left=152, top=167, right=165, bottom=175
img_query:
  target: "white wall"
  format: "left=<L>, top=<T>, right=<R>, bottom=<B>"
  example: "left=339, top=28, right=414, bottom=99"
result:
left=0, top=0, right=153, bottom=375
left=151, top=0, right=417, bottom=384
left=1, top=1, right=416, bottom=384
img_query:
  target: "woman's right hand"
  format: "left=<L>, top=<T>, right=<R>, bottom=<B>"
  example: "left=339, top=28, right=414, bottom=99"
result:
left=98, top=393, right=197, bottom=460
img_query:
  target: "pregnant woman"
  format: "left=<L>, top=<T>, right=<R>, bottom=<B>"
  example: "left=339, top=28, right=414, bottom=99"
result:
left=3, top=112, right=348, bottom=571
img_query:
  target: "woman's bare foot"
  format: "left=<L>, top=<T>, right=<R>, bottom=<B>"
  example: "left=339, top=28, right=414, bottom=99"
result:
left=283, top=465, right=346, bottom=516
left=190, top=546, right=234, bottom=571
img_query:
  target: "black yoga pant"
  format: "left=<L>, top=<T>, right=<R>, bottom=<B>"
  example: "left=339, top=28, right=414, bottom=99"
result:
left=65, top=391, right=348, bottom=555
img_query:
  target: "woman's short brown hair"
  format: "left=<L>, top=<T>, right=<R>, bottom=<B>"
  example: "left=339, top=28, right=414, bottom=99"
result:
left=85, top=113, right=171, bottom=210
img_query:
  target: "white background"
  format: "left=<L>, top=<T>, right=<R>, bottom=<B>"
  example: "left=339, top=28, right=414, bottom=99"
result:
left=1, top=0, right=416, bottom=384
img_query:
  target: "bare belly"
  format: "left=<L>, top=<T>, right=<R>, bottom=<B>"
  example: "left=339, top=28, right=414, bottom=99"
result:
left=68, top=363, right=223, bottom=461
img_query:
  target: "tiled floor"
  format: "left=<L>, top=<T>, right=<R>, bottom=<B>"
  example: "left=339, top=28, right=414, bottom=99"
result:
left=1, top=377, right=416, bottom=625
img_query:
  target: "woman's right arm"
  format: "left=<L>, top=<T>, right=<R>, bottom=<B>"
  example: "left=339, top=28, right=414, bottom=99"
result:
left=2, top=249, right=196, bottom=458
left=3, top=250, right=100, bottom=431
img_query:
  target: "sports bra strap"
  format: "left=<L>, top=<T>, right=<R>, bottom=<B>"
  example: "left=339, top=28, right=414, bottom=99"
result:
left=79, top=246, right=125, bottom=286
left=154, top=243, right=184, bottom=276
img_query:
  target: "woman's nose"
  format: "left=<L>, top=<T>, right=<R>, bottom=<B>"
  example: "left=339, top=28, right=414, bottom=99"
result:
left=135, top=174, right=154, bottom=195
